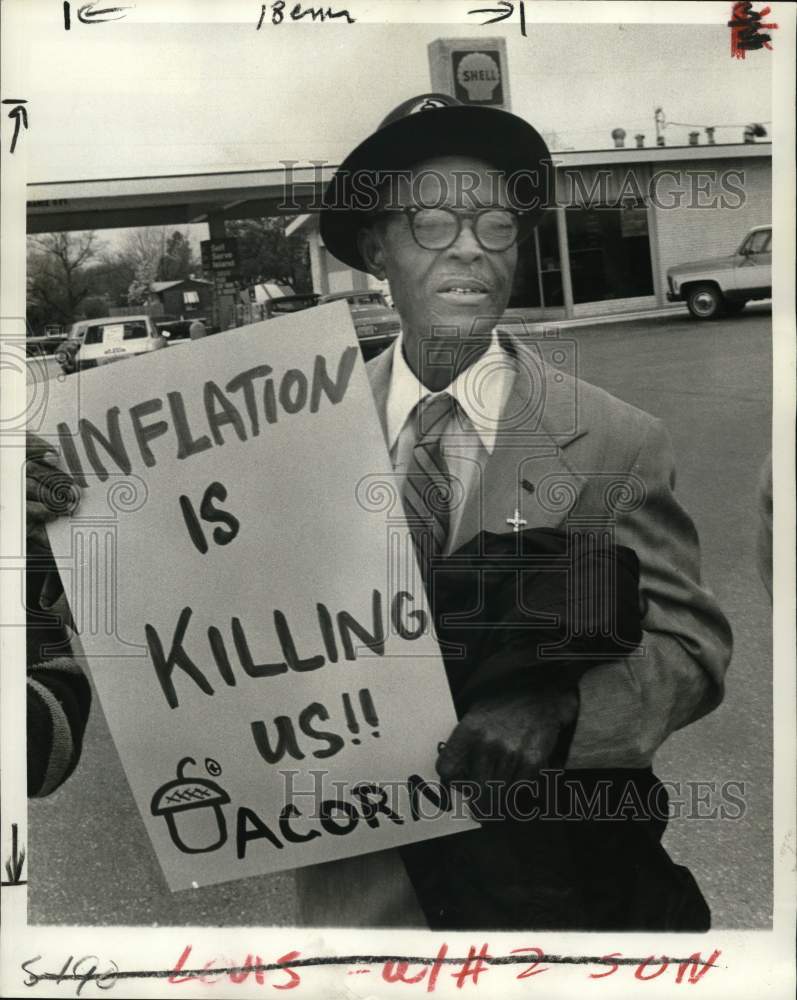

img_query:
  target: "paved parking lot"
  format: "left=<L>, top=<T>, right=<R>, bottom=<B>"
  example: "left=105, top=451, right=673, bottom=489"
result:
left=28, top=306, right=772, bottom=928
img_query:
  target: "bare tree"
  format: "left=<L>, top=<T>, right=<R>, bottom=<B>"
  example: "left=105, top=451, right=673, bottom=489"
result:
left=119, top=227, right=170, bottom=268
left=27, top=231, right=101, bottom=328
left=120, top=227, right=169, bottom=305
left=117, top=227, right=196, bottom=304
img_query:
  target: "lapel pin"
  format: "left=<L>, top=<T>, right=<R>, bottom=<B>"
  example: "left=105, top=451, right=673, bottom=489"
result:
left=506, top=509, right=528, bottom=533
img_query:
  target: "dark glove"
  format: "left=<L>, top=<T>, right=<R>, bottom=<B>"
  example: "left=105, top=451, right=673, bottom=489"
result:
left=26, top=432, right=80, bottom=608
left=27, top=432, right=80, bottom=542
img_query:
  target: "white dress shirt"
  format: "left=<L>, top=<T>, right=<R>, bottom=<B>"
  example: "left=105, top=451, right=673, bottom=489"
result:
left=385, top=329, right=515, bottom=552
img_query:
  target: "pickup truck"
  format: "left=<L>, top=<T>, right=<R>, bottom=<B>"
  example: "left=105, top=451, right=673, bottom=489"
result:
left=666, top=225, right=771, bottom=319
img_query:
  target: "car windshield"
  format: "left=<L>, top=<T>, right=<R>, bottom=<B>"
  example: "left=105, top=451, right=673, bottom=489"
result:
left=271, top=298, right=317, bottom=313
left=739, top=230, right=771, bottom=255
left=83, top=321, right=148, bottom=344
left=322, top=292, right=386, bottom=308
left=161, top=325, right=191, bottom=341
left=348, top=294, right=384, bottom=307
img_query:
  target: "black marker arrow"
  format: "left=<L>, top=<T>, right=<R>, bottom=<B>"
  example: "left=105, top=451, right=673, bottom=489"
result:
left=4, top=105, right=28, bottom=154
left=2, top=823, right=27, bottom=886
left=77, top=2, right=133, bottom=24
left=467, top=1, right=514, bottom=26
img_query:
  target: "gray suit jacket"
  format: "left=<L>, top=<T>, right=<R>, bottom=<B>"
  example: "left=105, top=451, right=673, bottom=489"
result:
left=295, top=330, right=733, bottom=927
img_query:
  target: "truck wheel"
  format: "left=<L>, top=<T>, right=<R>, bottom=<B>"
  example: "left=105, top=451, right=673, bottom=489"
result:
left=686, top=284, right=723, bottom=320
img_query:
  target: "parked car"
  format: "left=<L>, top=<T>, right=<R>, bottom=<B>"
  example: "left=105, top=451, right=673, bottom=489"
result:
left=54, top=320, right=92, bottom=373
left=75, top=315, right=167, bottom=371
left=26, top=335, right=64, bottom=359
left=666, top=225, right=772, bottom=319
left=156, top=319, right=196, bottom=345
left=263, top=293, right=320, bottom=318
left=318, top=290, right=401, bottom=360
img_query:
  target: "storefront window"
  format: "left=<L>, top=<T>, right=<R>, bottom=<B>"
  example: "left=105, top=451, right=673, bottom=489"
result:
left=508, top=210, right=561, bottom=308
left=566, top=203, right=654, bottom=303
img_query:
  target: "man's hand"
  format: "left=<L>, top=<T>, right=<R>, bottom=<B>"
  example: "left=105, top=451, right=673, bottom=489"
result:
left=26, top=432, right=80, bottom=552
left=436, top=687, right=579, bottom=790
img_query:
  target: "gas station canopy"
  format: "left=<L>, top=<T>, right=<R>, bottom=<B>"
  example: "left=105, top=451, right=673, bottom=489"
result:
left=26, top=163, right=337, bottom=234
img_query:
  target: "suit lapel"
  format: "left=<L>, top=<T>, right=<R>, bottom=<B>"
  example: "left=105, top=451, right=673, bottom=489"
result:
left=450, top=330, right=590, bottom=548
left=365, top=332, right=591, bottom=550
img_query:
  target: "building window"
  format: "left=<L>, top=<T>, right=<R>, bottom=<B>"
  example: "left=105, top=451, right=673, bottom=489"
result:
left=183, top=290, right=200, bottom=306
left=565, top=203, right=654, bottom=303
left=508, top=210, right=562, bottom=308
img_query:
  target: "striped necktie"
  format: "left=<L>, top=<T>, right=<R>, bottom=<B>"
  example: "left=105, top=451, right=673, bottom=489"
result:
left=401, top=392, right=456, bottom=573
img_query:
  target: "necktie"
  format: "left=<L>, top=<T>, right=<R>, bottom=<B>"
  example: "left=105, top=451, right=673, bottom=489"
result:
left=401, top=392, right=456, bottom=575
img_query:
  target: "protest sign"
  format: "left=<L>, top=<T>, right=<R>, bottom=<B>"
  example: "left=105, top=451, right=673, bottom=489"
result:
left=43, top=302, right=475, bottom=891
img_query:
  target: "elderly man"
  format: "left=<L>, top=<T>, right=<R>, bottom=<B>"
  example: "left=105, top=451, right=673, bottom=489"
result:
left=26, top=93, right=732, bottom=931
left=291, top=93, right=733, bottom=929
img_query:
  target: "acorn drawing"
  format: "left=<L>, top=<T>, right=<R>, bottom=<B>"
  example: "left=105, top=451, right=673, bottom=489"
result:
left=151, top=757, right=230, bottom=854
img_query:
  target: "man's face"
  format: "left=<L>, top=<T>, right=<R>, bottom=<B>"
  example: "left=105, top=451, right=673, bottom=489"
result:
left=362, top=155, right=518, bottom=342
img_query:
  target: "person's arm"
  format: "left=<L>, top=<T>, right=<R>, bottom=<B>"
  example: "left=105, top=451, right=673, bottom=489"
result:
left=27, top=568, right=90, bottom=798
left=28, top=657, right=92, bottom=797
left=564, top=417, right=733, bottom=769
left=436, top=416, right=732, bottom=787
left=26, top=432, right=90, bottom=797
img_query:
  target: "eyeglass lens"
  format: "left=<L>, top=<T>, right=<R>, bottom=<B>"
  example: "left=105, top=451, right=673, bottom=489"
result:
left=411, top=208, right=518, bottom=250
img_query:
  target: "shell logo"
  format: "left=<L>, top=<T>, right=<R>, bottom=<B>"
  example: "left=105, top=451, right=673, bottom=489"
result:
left=456, top=52, right=501, bottom=103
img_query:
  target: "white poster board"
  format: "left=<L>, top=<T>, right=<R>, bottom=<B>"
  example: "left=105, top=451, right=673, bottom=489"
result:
left=43, top=302, right=474, bottom=891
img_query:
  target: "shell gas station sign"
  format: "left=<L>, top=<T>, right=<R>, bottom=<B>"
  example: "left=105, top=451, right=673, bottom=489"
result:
left=428, top=37, right=511, bottom=111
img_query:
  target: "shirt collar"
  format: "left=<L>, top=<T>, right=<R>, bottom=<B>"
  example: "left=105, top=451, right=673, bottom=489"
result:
left=385, top=329, right=513, bottom=454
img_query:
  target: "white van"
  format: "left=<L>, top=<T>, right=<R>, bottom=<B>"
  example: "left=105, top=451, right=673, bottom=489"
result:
left=76, top=315, right=167, bottom=370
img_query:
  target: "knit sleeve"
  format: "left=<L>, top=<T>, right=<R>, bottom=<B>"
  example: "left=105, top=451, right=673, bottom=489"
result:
left=27, top=656, right=92, bottom=797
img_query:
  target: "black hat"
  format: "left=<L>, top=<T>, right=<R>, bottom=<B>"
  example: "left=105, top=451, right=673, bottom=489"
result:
left=319, top=93, right=554, bottom=271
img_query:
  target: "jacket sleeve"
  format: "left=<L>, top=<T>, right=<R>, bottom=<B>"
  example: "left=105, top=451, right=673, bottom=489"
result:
left=564, top=416, right=733, bottom=769
left=27, top=549, right=92, bottom=797
left=28, top=655, right=92, bottom=797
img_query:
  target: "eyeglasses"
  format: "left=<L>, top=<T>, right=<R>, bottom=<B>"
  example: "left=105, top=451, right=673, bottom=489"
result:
left=372, top=206, right=527, bottom=252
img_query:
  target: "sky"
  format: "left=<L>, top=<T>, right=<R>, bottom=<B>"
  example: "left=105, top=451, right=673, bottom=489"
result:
left=19, top=7, right=773, bottom=184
